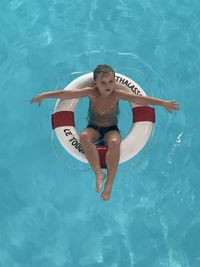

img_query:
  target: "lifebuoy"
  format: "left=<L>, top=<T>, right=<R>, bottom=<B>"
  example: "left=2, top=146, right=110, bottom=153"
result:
left=52, top=73, right=155, bottom=168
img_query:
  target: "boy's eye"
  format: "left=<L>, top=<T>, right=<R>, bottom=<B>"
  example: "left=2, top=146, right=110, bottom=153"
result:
left=109, top=80, right=113, bottom=83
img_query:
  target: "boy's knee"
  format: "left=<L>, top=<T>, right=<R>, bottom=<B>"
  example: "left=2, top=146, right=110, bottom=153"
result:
left=107, top=138, right=120, bottom=148
left=79, top=132, right=91, bottom=143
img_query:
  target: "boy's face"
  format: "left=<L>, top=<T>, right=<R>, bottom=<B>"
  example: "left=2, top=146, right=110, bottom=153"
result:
left=95, top=72, right=116, bottom=97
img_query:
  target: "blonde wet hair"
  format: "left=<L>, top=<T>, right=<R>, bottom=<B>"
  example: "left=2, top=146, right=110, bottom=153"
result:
left=93, top=64, right=115, bottom=80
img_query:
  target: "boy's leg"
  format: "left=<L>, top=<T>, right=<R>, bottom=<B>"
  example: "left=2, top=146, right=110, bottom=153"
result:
left=101, top=131, right=121, bottom=201
left=79, top=128, right=106, bottom=192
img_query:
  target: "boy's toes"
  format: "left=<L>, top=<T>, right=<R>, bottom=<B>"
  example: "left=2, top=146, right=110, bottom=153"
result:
left=101, top=185, right=112, bottom=201
left=96, top=173, right=106, bottom=192
left=96, top=184, right=102, bottom=192
left=101, top=191, right=110, bottom=201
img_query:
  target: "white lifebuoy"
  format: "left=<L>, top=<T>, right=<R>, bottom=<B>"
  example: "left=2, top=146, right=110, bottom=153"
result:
left=52, top=72, right=155, bottom=168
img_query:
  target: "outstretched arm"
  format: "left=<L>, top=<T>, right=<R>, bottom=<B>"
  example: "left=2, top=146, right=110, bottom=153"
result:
left=30, top=87, right=92, bottom=106
left=117, top=90, right=180, bottom=112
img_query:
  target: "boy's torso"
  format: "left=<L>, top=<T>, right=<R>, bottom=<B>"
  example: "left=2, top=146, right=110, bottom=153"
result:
left=87, top=87, right=119, bottom=127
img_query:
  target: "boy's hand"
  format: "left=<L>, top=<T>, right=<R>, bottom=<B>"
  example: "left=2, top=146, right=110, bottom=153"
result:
left=30, top=94, right=44, bottom=106
left=163, top=100, right=180, bottom=112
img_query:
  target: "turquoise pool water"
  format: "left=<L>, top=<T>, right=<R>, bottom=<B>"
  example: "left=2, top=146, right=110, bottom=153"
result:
left=1, top=0, right=200, bottom=266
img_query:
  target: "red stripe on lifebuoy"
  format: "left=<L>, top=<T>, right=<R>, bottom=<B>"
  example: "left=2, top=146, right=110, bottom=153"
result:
left=97, top=147, right=108, bottom=169
left=132, top=106, right=155, bottom=123
left=52, top=111, right=75, bottom=129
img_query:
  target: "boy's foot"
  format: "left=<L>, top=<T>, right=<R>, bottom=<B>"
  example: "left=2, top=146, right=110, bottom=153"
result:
left=96, top=173, right=106, bottom=192
left=101, top=182, right=113, bottom=201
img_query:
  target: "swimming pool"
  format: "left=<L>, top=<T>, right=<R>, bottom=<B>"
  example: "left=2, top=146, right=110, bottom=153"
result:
left=1, top=0, right=200, bottom=266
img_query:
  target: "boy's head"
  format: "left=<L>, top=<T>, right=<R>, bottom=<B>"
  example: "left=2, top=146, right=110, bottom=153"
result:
left=93, top=65, right=116, bottom=97
left=93, top=64, right=115, bottom=80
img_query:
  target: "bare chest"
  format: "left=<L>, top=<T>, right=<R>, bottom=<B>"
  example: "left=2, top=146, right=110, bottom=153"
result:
left=90, top=96, right=118, bottom=115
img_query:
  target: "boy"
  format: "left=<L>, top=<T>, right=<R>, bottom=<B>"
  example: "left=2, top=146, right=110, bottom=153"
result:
left=31, top=65, right=179, bottom=201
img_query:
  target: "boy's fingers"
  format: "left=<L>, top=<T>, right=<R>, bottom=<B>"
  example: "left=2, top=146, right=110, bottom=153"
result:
left=30, top=97, right=40, bottom=104
left=174, top=104, right=179, bottom=109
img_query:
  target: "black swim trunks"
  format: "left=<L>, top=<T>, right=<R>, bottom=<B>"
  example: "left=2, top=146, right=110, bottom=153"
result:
left=87, top=124, right=120, bottom=146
